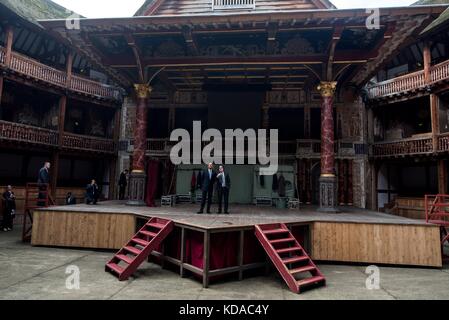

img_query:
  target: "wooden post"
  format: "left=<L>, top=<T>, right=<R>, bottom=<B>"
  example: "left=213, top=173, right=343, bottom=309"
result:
left=66, top=51, right=73, bottom=88
left=0, top=76, right=4, bottom=116
left=108, top=158, right=117, bottom=200
left=4, top=26, right=14, bottom=67
left=423, top=42, right=432, bottom=85
left=180, top=227, right=186, bottom=277
left=58, top=96, right=67, bottom=146
left=430, top=94, right=439, bottom=152
left=202, top=231, right=210, bottom=288
left=438, top=160, right=447, bottom=195
left=50, top=152, right=59, bottom=200
left=238, top=230, right=244, bottom=281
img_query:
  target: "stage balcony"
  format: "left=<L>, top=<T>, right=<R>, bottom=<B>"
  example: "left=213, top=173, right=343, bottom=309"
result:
left=367, top=58, right=449, bottom=100
left=0, top=46, right=122, bottom=103
left=0, top=120, right=116, bottom=154
left=141, top=138, right=366, bottom=158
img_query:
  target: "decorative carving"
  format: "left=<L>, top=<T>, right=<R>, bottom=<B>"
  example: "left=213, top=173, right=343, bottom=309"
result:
left=317, top=82, right=337, bottom=97
left=281, top=35, right=316, bottom=55
left=154, top=39, right=185, bottom=57
left=134, top=84, right=152, bottom=99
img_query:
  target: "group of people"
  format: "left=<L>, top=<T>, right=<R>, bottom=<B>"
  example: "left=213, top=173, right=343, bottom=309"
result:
left=197, top=163, right=231, bottom=214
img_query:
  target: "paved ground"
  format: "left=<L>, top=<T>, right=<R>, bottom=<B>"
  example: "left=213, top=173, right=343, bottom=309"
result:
left=1, top=229, right=448, bottom=300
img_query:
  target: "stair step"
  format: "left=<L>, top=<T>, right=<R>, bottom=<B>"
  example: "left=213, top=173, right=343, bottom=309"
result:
left=263, top=229, right=289, bottom=235
left=297, top=276, right=325, bottom=288
left=147, top=222, right=166, bottom=229
left=289, top=265, right=316, bottom=275
left=282, top=256, right=309, bottom=264
left=131, top=238, right=150, bottom=247
left=140, top=230, right=157, bottom=238
left=270, top=237, right=295, bottom=244
left=116, top=254, right=134, bottom=265
left=123, top=246, right=142, bottom=255
left=276, top=247, right=302, bottom=254
left=106, top=263, right=124, bottom=275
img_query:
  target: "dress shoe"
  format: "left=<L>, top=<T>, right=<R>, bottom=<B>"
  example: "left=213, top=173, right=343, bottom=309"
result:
left=197, top=211, right=203, bottom=214
left=217, top=211, right=222, bottom=214
left=225, top=212, right=230, bottom=214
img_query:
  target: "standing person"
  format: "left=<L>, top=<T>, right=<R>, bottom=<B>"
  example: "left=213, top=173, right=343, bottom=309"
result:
left=2, top=186, right=16, bottom=231
left=118, top=169, right=128, bottom=200
left=217, top=166, right=231, bottom=214
left=197, top=163, right=216, bottom=214
left=37, top=162, right=51, bottom=206
left=86, top=179, right=100, bottom=205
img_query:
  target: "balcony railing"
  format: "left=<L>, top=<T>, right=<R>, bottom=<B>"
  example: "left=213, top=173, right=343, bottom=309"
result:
left=212, top=0, right=256, bottom=10
left=367, top=59, right=449, bottom=99
left=0, top=120, right=58, bottom=147
left=372, top=136, right=433, bottom=158
left=62, top=133, right=116, bottom=154
left=0, top=47, right=121, bottom=102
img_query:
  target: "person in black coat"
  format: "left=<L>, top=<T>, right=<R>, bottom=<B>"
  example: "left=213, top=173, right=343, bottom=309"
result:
left=65, top=192, right=77, bottom=205
left=37, top=162, right=51, bottom=206
left=86, top=180, right=100, bottom=205
left=2, top=185, right=16, bottom=231
left=197, top=163, right=216, bottom=214
left=216, top=165, right=231, bottom=214
left=118, top=169, right=128, bottom=200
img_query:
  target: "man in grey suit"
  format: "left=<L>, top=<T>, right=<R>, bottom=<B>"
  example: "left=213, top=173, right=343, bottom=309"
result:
left=197, top=163, right=216, bottom=214
left=217, top=165, right=231, bottom=214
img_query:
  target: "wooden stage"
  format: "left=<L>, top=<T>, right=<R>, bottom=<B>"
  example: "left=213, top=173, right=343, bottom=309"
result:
left=30, top=201, right=443, bottom=287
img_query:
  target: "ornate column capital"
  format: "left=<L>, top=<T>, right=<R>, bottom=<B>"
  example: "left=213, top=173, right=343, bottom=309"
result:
left=134, top=84, right=152, bottom=99
left=317, top=81, right=337, bottom=97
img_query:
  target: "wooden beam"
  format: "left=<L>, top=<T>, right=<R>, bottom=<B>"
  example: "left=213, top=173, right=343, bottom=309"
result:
left=125, top=34, right=145, bottom=83
left=202, top=231, right=210, bottom=288
left=50, top=152, right=59, bottom=200
left=438, top=159, right=447, bottom=195
left=66, top=50, right=74, bottom=87
left=0, top=76, right=3, bottom=108
left=327, top=26, right=344, bottom=81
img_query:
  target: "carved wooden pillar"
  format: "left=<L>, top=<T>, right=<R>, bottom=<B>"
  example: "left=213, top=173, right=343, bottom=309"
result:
left=4, top=26, right=14, bottom=67
left=347, top=159, right=354, bottom=206
left=423, top=42, right=432, bottom=85
left=317, top=81, right=339, bottom=212
left=127, top=84, right=151, bottom=206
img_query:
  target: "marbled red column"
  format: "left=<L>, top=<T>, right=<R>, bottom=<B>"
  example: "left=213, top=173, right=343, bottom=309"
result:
left=132, top=84, right=151, bottom=173
left=317, top=81, right=339, bottom=212
left=320, top=94, right=335, bottom=176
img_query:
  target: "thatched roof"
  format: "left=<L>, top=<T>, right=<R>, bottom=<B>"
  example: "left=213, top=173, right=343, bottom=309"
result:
left=413, top=0, right=449, bottom=35
left=0, top=0, right=78, bottom=27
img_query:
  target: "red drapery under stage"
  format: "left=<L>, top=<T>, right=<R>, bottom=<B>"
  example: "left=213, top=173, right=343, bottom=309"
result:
left=153, top=227, right=306, bottom=282
left=145, top=160, right=160, bottom=207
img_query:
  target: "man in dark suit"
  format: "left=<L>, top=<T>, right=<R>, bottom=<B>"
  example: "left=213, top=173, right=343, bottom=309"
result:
left=37, top=162, right=51, bottom=206
left=86, top=179, right=100, bottom=205
left=217, top=165, right=231, bottom=214
left=197, top=163, right=216, bottom=214
left=118, top=169, right=128, bottom=200
left=2, top=185, right=16, bottom=231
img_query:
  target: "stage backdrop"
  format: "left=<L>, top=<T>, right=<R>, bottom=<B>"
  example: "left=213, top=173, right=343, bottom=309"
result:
left=207, top=88, right=264, bottom=133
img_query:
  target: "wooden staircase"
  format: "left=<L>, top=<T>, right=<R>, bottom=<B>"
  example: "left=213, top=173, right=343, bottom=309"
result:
left=425, top=195, right=449, bottom=262
left=255, top=223, right=325, bottom=294
left=106, top=217, right=174, bottom=281
left=22, top=183, right=54, bottom=242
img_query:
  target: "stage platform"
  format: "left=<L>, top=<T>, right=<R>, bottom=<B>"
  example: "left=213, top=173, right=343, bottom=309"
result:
left=31, top=201, right=443, bottom=287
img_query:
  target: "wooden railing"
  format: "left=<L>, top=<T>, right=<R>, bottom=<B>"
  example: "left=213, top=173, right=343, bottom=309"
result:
left=0, top=47, right=121, bottom=101
left=62, top=133, right=116, bottom=154
left=0, top=120, right=58, bottom=146
left=372, top=136, right=433, bottom=158
left=213, top=0, right=256, bottom=10
left=367, top=58, right=449, bottom=99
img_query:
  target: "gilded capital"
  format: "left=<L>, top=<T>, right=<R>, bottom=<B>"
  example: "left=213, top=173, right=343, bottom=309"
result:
left=134, top=84, right=152, bottom=99
left=317, top=82, right=337, bottom=97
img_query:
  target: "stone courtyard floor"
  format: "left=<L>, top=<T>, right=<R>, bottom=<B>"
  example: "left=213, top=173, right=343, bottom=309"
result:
left=1, top=229, right=448, bottom=300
